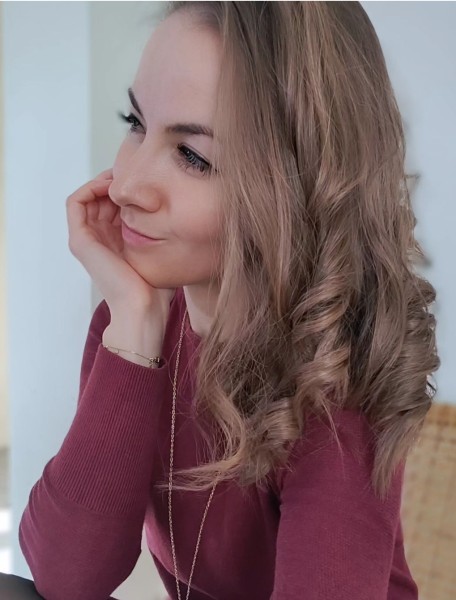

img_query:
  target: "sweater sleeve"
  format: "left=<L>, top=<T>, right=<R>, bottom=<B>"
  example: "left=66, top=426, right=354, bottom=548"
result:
left=18, top=299, right=171, bottom=600
left=270, top=409, right=408, bottom=600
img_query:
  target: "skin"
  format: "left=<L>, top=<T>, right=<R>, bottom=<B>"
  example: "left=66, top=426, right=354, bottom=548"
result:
left=109, top=9, right=223, bottom=340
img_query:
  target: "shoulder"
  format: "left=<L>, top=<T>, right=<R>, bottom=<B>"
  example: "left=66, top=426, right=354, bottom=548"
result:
left=281, top=408, right=374, bottom=466
left=274, top=408, right=403, bottom=506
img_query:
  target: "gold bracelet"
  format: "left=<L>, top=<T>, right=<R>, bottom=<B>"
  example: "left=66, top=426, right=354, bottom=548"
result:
left=102, top=344, right=161, bottom=368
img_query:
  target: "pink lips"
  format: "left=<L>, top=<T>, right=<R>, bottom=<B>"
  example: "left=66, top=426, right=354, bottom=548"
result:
left=121, top=221, right=164, bottom=247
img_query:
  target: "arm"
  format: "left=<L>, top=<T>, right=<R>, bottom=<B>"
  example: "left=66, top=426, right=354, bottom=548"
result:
left=18, top=300, right=171, bottom=600
left=270, top=409, right=408, bottom=600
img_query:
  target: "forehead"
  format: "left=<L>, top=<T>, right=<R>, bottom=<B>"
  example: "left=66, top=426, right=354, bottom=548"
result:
left=132, top=11, right=221, bottom=121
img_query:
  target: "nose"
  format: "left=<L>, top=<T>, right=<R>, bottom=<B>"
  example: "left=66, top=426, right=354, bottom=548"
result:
left=109, top=145, right=163, bottom=212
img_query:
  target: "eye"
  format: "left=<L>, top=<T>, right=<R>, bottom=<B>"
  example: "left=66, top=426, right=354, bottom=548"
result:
left=118, top=111, right=144, bottom=133
left=176, top=144, right=212, bottom=177
left=117, top=111, right=214, bottom=178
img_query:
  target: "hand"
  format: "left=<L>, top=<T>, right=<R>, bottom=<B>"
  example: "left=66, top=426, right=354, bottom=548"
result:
left=66, top=168, right=175, bottom=324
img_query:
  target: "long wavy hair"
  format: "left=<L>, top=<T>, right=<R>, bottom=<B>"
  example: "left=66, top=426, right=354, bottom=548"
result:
left=153, top=1, right=440, bottom=502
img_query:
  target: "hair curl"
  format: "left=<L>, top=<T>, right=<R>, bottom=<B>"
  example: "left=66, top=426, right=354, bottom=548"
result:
left=152, top=1, right=440, bottom=502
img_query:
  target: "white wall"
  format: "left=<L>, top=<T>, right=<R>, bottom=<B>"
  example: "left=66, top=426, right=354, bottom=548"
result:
left=3, top=0, right=93, bottom=579
left=1, top=0, right=455, bottom=595
left=0, top=2, right=10, bottom=449
left=2, top=1, right=168, bottom=595
left=362, top=1, right=456, bottom=404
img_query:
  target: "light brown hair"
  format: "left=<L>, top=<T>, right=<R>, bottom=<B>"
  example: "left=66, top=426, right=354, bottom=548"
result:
left=154, top=1, right=440, bottom=502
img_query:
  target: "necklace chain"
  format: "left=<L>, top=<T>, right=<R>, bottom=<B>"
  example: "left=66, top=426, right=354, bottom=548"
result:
left=168, top=307, right=221, bottom=600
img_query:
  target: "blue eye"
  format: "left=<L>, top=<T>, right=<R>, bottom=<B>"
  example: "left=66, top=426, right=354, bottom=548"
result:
left=175, top=144, right=211, bottom=177
left=118, top=111, right=143, bottom=133
left=117, top=111, right=212, bottom=177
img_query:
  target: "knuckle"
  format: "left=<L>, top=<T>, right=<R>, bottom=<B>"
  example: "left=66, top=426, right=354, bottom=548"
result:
left=68, top=241, right=77, bottom=258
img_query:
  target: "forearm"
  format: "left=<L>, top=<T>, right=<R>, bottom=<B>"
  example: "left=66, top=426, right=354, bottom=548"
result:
left=18, top=298, right=171, bottom=600
left=19, top=312, right=170, bottom=598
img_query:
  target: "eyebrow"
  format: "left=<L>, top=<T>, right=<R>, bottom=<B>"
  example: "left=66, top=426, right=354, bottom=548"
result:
left=128, top=87, right=214, bottom=139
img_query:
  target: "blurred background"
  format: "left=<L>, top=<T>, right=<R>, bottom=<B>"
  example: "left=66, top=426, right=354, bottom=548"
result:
left=0, top=1, right=455, bottom=599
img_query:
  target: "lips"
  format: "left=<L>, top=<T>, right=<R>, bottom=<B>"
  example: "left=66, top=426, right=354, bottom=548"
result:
left=121, top=220, right=162, bottom=240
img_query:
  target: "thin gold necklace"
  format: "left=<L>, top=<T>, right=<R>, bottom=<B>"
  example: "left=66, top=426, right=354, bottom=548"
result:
left=168, top=307, right=221, bottom=600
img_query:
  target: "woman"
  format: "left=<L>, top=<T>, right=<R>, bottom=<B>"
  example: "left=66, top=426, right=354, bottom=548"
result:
left=4, top=2, right=438, bottom=599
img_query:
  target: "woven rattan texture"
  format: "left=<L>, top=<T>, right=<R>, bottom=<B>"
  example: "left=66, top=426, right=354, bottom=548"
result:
left=401, top=402, right=456, bottom=600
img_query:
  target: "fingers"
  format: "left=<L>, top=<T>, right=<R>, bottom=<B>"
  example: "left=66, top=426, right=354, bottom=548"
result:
left=86, top=199, right=100, bottom=223
left=66, top=180, right=111, bottom=225
left=67, top=178, right=111, bottom=205
left=66, top=170, right=114, bottom=212
left=94, top=168, right=114, bottom=181
left=66, top=170, right=117, bottom=251
left=98, top=196, right=119, bottom=223
left=66, top=179, right=112, bottom=240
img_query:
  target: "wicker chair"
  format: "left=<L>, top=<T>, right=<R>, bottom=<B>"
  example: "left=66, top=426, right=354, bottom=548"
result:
left=401, top=401, right=456, bottom=600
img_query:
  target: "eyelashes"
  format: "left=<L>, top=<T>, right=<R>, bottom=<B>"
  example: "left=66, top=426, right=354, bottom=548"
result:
left=117, top=111, right=212, bottom=177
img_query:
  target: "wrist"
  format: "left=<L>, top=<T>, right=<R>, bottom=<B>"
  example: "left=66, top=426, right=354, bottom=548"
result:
left=102, top=344, right=162, bottom=368
left=102, top=315, right=164, bottom=368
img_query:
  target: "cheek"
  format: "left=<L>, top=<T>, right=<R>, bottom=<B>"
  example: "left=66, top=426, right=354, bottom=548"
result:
left=174, top=202, right=222, bottom=246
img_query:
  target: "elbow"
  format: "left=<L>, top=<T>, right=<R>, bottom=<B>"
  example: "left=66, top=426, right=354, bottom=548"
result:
left=19, top=509, right=141, bottom=600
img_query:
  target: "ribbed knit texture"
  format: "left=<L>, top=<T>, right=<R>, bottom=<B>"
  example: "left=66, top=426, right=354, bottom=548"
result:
left=18, top=287, right=419, bottom=600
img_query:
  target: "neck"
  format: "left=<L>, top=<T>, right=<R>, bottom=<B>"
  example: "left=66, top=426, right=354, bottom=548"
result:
left=182, top=283, right=220, bottom=340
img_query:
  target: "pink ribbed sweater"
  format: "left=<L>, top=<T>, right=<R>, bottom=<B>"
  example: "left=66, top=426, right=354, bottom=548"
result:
left=19, top=287, right=419, bottom=600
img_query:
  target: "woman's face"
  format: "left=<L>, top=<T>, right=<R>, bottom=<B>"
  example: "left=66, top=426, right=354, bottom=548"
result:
left=109, top=10, right=223, bottom=290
